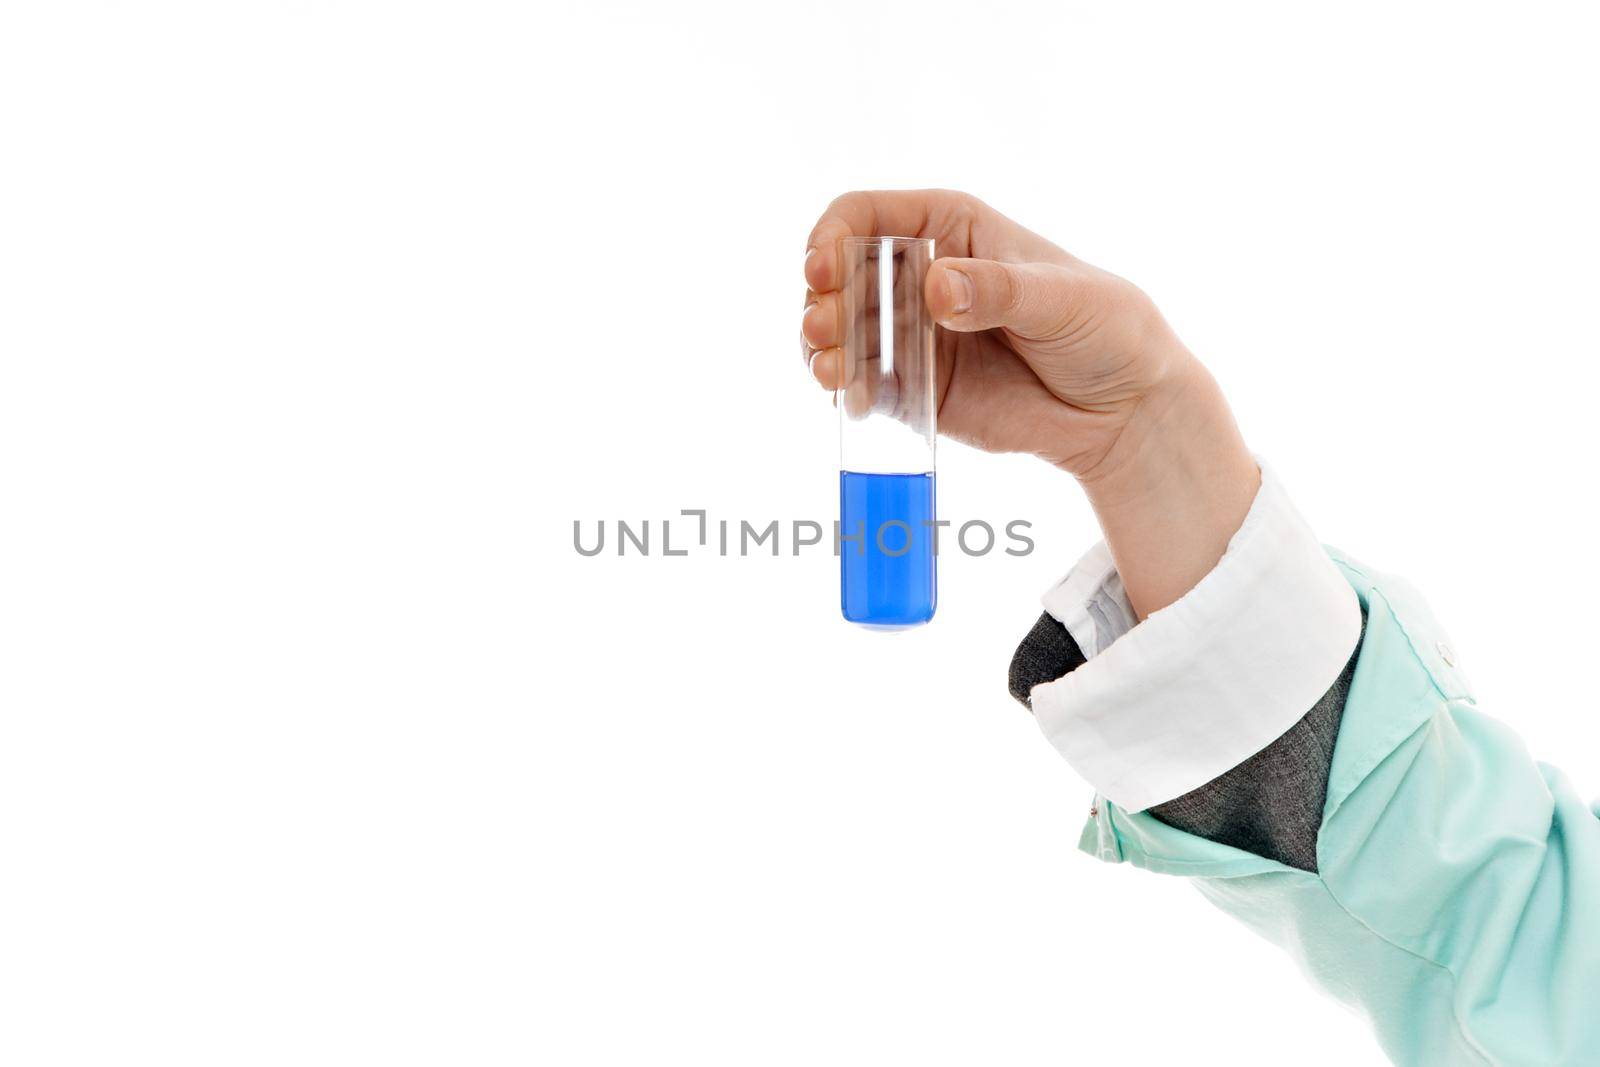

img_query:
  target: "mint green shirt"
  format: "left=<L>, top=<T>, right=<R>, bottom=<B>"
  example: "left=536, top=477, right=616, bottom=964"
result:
left=1081, top=551, right=1600, bottom=1066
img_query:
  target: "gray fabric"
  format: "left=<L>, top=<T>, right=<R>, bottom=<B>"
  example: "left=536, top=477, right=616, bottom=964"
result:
left=1008, top=612, right=1089, bottom=694
left=1008, top=611, right=1365, bottom=873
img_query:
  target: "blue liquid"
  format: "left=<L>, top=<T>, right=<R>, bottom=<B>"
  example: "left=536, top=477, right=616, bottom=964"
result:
left=840, top=471, right=937, bottom=629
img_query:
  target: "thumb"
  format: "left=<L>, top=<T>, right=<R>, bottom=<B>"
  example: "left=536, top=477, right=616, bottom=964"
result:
left=925, top=257, right=1086, bottom=339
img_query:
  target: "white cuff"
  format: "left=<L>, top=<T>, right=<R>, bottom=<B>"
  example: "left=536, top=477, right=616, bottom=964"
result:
left=1029, top=462, right=1362, bottom=814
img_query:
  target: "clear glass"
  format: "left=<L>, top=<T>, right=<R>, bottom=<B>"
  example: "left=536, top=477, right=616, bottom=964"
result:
left=837, top=236, right=937, bottom=629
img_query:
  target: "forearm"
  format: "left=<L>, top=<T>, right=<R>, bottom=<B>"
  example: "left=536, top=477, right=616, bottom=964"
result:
left=1070, top=356, right=1259, bottom=619
left=1019, top=461, right=1362, bottom=814
left=1009, top=463, right=1600, bottom=1061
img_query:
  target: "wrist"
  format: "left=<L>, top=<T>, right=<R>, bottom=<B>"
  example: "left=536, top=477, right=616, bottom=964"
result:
left=1072, top=358, right=1260, bottom=618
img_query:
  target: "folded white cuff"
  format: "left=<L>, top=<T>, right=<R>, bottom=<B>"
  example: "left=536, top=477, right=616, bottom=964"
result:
left=1029, top=463, right=1362, bottom=814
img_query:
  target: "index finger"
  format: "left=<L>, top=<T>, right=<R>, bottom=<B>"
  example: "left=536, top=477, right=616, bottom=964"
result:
left=803, top=190, right=946, bottom=293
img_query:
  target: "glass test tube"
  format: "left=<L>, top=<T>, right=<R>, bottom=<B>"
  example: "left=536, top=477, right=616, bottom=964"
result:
left=837, top=236, right=937, bottom=629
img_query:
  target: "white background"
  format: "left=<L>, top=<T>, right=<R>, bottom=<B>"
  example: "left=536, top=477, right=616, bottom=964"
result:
left=3, top=2, right=1598, bottom=1063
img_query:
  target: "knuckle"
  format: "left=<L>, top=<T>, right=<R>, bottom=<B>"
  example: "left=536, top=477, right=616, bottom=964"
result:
left=942, top=189, right=985, bottom=216
left=1118, top=280, right=1160, bottom=328
left=827, top=189, right=884, bottom=226
left=1085, top=273, right=1141, bottom=318
left=1101, top=278, right=1164, bottom=347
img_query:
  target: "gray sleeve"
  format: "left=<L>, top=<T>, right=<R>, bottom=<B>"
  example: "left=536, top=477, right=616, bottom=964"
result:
left=1007, top=611, right=1364, bottom=873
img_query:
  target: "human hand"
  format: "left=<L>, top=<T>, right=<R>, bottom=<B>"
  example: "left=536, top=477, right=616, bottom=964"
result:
left=801, top=190, right=1260, bottom=617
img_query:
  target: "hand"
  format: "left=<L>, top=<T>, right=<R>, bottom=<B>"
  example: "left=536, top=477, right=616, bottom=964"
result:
left=801, top=190, right=1260, bottom=617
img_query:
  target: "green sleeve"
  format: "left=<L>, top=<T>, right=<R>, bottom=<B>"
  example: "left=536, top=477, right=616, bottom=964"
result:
left=1083, top=553, right=1600, bottom=1066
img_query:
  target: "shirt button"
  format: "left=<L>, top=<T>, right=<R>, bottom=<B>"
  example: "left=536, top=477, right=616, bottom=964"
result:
left=1436, top=640, right=1456, bottom=667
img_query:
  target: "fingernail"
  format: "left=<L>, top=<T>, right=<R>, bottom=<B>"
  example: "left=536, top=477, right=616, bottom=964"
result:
left=945, top=268, right=974, bottom=314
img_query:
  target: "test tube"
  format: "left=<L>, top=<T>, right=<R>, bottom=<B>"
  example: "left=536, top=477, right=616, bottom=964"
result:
left=837, top=236, right=937, bottom=629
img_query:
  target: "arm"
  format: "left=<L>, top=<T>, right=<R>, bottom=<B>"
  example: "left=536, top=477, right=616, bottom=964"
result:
left=1008, top=459, right=1364, bottom=869
left=801, top=190, right=1600, bottom=1064
left=1059, top=555, right=1600, bottom=1065
left=1006, top=466, right=1600, bottom=1063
